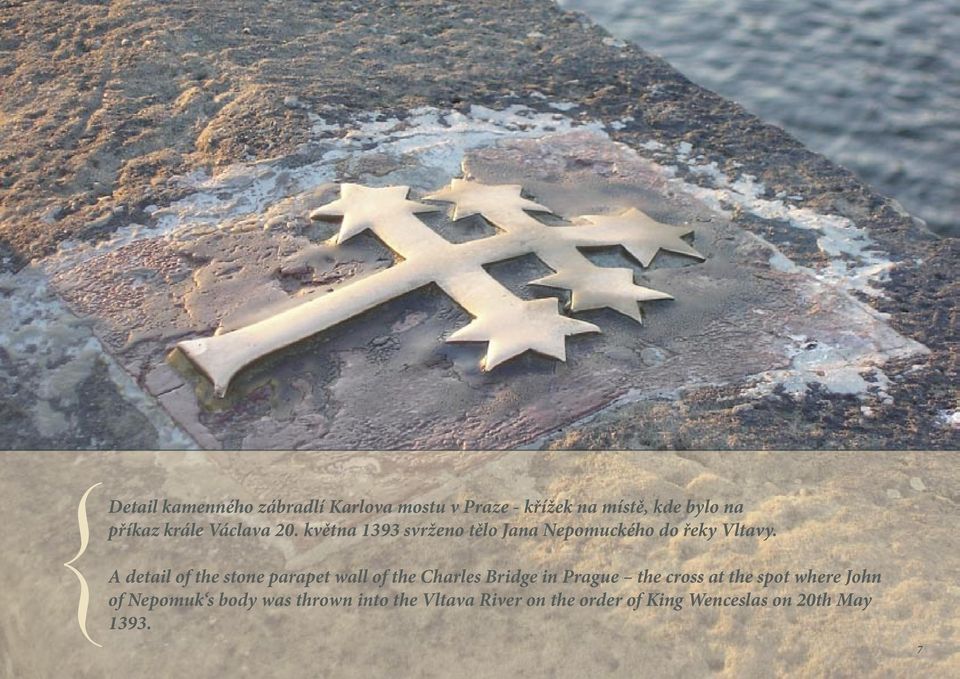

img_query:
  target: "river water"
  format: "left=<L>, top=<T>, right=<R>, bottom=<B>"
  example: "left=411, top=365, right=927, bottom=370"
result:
left=559, top=0, right=958, bottom=237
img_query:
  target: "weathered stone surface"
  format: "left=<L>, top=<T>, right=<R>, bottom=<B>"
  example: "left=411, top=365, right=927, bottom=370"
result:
left=32, top=128, right=930, bottom=450
left=0, top=1, right=956, bottom=449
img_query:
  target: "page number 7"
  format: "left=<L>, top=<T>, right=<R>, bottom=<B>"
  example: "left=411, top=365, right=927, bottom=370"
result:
left=917, top=645, right=924, bottom=655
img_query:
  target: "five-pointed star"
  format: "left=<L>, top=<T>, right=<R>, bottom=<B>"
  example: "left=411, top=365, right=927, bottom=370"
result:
left=447, top=298, right=599, bottom=369
left=425, top=179, right=552, bottom=221
left=310, top=183, right=438, bottom=244
left=582, top=208, right=706, bottom=267
left=531, top=266, right=673, bottom=322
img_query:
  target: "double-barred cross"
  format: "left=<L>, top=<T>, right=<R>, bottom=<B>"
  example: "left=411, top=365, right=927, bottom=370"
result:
left=177, top=180, right=705, bottom=396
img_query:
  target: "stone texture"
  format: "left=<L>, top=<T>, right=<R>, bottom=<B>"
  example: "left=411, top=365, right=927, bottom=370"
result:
left=0, top=1, right=956, bottom=449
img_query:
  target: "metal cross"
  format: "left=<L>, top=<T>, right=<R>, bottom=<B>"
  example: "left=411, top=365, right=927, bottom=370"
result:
left=176, top=180, right=704, bottom=396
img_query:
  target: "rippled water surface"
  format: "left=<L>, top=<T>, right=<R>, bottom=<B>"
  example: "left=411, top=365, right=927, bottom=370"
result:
left=560, top=0, right=959, bottom=236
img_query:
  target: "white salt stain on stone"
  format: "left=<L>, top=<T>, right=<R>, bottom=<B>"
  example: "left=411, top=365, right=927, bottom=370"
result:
left=0, top=269, right=194, bottom=448
left=331, top=105, right=602, bottom=180
left=739, top=238, right=925, bottom=402
left=940, top=410, right=960, bottom=429
left=742, top=332, right=904, bottom=402
left=648, top=144, right=926, bottom=403
left=679, top=158, right=895, bottom=297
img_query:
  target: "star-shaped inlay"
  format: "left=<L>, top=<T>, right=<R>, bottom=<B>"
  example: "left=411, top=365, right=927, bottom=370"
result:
left=582, top=208, right=705, bottom=267
left=447, top=298, right=599, bottom=369
left=425, top=179, right=551, bottom=221
left=310, top=183, right=438, bottom=244
left=531, top=266, right=673, bottom=322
